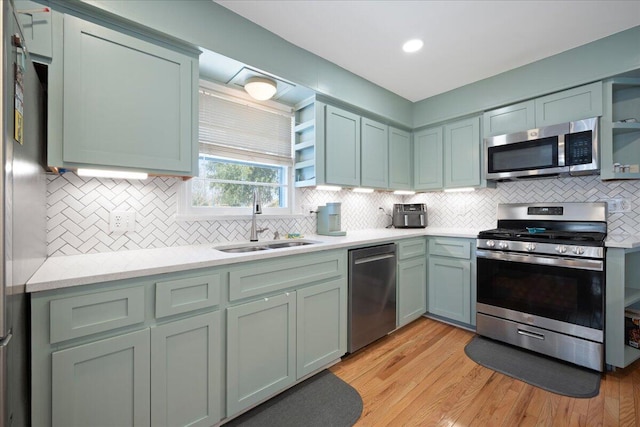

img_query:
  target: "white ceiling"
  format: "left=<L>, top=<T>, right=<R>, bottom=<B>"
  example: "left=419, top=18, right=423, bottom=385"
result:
left=215, top=0, right=640, bottom=102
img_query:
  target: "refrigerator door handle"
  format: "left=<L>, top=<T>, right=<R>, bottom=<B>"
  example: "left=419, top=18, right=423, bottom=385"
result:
left=0, top=332, right=13, bottom=347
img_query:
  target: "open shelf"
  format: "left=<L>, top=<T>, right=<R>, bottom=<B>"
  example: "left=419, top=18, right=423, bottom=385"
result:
left=626, top=288, right=640, bottom=307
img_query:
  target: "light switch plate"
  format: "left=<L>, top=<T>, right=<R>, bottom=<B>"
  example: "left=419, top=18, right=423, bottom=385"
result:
left=109, top=211, right=136, bottom=233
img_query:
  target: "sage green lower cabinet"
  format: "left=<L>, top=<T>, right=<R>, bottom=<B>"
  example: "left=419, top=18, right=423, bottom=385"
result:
left=397, top=238, right=427, bottom=327
left=51, top=329, right=151, bottom=427
left=605, top=247, right=640, bottom=369
left=151, top=312, right=221, bottom=427
left=427, top=237, right=476, bottom=326
left=225, top=250, right=347, bottom=419
left=296, top=279, right=347, bottom=377
left=226, top=292, right=297, bottom=416
left=31, top=270, right=224, bottom=427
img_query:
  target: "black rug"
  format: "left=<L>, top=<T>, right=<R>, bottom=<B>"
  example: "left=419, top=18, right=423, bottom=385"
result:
left=464, top=335, right=601, bottom=398
left=225, top=370, right=363, bottom=427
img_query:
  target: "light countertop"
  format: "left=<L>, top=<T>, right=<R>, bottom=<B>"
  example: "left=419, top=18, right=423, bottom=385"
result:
left=26, top=227, right=481, bottom=293
left=27, top=227, right=634, bottom=293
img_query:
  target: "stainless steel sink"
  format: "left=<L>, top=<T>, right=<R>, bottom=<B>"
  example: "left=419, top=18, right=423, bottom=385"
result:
left=265, top=241, right=315, bottom=249
left=217, top=246, right=271, bottom=253
left=214, top=240, right=318, bottom=253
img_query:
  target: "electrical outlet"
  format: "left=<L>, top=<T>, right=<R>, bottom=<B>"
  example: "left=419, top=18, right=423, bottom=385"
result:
left=109, top=211, right=136, bottom=233
left=605, top=198, right=631, bottom=213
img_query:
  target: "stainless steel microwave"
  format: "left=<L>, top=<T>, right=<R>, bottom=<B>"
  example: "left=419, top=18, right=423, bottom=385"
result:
left=484, top=117, right=599, bottom=180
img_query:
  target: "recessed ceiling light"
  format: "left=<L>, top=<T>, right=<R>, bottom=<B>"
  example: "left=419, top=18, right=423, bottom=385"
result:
left=402, top=39, right=423, bottom=53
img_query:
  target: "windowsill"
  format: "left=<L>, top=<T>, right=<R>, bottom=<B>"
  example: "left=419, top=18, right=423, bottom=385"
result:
left=175, top=213, right=308, bottom=222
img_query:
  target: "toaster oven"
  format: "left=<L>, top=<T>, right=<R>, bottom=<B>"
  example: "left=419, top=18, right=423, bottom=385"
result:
left=392, top=204, right=427, bottom=228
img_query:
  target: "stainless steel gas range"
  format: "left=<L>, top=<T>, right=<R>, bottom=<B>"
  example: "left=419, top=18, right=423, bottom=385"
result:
left=476, top=202, right=607, bottom=371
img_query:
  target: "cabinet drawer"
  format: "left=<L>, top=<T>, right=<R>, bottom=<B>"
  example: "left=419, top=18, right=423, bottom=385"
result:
left=50, top=286, right=145, bottom=344
left=429, top=238, right=471, bottom=259
left=229, top=252, right=345, bottom=301
left=398, top=238, right=427, bottom=260
left=155, top=274, right=221, bottom=319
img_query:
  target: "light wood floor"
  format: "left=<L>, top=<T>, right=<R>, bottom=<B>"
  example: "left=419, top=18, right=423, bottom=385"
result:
left=330, top=317, right=640, bottom=427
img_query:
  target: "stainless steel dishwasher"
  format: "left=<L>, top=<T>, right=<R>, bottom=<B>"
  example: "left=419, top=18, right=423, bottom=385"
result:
left=348, top=243, right=397, bottom=353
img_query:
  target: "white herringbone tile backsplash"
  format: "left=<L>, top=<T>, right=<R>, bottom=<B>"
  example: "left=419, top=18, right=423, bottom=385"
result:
left=47, top=172, right=640, bottom=256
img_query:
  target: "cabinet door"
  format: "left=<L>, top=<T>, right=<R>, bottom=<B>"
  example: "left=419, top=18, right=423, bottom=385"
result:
left=398, top=257, right=427, bottom=327
left=428, top=257, right=471, bottom=324
left=361, top=118, right=389, bottom=188
left=151, top=312, right=221, bottom=427
left=444, top=117, right=481, bottom=189
left=296, top=279, right=347, bottom=378
left=51, top=330, right=151, bottom=427
left=535, top=81, right=603, bottom=127
left=482, top=101, right=535, bottom=137
left=62, top=15, right=195, bottom=174
left=226, top=292, right=296, bottom=416
left=413, top=126, right=443, bottom=190
left=325, top=106, right=360, bottom=186
left=389, top=127, right=412, bottom=190
left=15, top=0, right=52, bottom=59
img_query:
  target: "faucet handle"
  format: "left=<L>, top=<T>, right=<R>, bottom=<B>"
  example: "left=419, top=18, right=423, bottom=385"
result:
left=257, top=227, right=269, bottom=235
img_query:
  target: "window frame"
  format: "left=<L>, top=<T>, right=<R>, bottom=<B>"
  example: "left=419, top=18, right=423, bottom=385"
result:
left=176, top=81, right=297, bottom=220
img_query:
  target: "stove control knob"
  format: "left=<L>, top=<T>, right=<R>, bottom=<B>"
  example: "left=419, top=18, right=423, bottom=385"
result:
left=555, top=245, right=567, bottom=254
left=486, top=240, right=495, bottom=248
left=526, top=243, right=536, bottom=252
left=572, top=246, right=585, bottom=255
left=499, top=241, right=509, bottom=250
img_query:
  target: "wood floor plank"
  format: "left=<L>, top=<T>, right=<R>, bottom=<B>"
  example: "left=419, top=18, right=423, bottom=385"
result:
left=327, top=317, right=640, bottom=427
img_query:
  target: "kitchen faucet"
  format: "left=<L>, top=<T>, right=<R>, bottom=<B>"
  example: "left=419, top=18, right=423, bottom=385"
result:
left=250, top=188, right=268, bottom=241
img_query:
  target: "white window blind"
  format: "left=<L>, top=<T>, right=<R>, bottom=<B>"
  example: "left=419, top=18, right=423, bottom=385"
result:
left=199, top=89, right=293, bottom=165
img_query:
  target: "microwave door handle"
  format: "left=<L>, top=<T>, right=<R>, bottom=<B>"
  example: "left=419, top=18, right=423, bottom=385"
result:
left=558, top=134, right=566, bottom=167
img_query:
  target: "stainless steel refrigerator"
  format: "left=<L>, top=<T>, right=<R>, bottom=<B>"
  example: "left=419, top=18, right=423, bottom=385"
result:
left=1, top=1, right=47, bottom=426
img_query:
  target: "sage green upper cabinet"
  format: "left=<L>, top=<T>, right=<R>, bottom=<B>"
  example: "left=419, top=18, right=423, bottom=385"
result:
left=360, top=118, right=389, bottom=188
left=325, top=105, right=361, bottom=186
left=482, top=101, right=535, bottom=138
left=444, top=116, right=481, bottom=188
left=389, top=127, right=412, bottom=190
left=535, top=81, right=603, bottom=127
left=413, top=126, right=444, bottom=191
left=483, top=82, right=603, bottom=138
left=15, top=0, right=52, bottom=60
left=49, top=14, right=198, bottom=176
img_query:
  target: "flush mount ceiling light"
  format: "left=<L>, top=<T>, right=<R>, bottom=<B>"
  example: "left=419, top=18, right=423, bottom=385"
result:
left=402, top=39, right=424, bottom=53
left=244, top=76, right=277, bottom=101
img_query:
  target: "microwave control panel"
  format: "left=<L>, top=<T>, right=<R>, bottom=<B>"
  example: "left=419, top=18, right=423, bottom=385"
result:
left=565, top=130, right=593, bottom=165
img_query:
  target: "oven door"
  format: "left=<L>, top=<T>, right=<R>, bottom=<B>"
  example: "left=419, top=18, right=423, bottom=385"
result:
left=476, top=250, right=604, bottom=342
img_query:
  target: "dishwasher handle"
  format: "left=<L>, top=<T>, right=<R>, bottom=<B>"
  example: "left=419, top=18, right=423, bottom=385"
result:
left=354, top=253, right=396, bottom=265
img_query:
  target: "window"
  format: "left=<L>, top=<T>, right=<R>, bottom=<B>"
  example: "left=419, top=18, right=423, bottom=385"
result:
left=178, top=82, right=294, bottom=218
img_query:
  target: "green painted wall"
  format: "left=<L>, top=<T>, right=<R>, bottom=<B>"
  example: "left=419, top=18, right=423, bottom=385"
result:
left=67, top=0, right=414, bottom=128
left=413, top=25, right=640, bottom=128
left=49, top=2, right=640, bottom=130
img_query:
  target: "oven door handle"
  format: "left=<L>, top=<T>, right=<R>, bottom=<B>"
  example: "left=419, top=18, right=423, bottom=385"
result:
left=476, top=249, right=604, bottom=271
